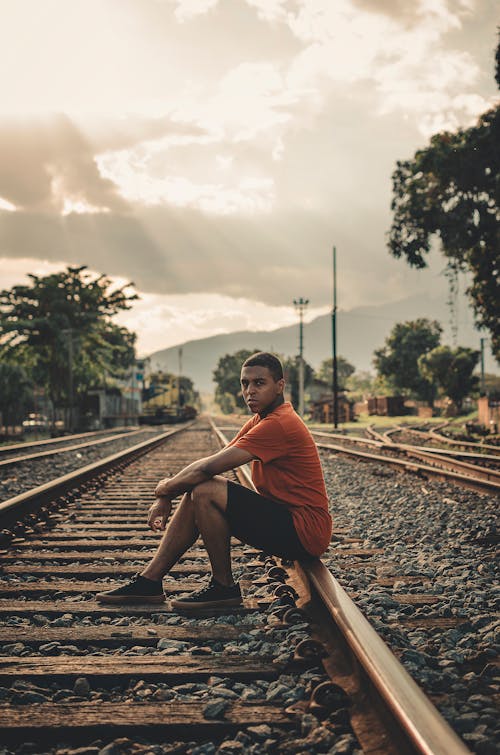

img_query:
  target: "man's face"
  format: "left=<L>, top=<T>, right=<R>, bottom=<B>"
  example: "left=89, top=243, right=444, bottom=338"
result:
left=240, top=365, right=284, bottom=414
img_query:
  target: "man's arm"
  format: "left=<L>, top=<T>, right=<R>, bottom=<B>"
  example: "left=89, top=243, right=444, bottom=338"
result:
left=154, top=446, right=254, bottom=499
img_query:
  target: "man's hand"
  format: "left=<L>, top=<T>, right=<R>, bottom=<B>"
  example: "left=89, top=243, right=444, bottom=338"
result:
left=155, top=478, right=172, bottom=498
left=147, top=496, right=172, bottom=532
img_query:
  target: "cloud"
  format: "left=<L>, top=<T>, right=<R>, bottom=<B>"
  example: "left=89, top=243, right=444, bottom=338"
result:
left=0, top=112, right=210, bottom=214
left=244, top=0, right=290, bottom=23
left=169, top=0, right=219, bottom=22
left=0, top=115, right=127, bottom=213
left=270, top=0, right=489, bottom=135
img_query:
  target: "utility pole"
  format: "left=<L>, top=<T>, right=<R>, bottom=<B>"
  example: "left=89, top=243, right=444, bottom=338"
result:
left=62, top=329, right=74, bottom=433
left=177, top=347, right=183, bottom=413
left=293, top=297, right=309, bottom=416
left=332, top=246, right=338, bottom=429
left=480, top=338, right=486, bottom=396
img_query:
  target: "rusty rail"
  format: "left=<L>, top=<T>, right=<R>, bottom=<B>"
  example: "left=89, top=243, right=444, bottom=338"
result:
left=311, top=433, right=500, bottom=494
left=0, top=426, right=136, bottom=455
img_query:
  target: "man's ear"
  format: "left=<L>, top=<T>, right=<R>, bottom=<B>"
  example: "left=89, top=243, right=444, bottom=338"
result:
left=278, top=378, right=285, bottom=394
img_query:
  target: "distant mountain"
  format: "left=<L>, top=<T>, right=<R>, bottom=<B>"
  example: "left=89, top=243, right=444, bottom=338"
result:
left=147, top=294, right=494, bottom=393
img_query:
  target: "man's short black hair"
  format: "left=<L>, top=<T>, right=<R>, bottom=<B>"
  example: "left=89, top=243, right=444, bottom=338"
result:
left=242, top=352, right=284, bottom=381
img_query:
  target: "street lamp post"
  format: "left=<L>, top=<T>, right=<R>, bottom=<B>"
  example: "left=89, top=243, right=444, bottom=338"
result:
left=293, top=297, right=309, bottom=416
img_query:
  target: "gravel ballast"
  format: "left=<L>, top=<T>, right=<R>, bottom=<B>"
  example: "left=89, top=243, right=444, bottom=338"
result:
left=320, top=449, right=499, bottom=755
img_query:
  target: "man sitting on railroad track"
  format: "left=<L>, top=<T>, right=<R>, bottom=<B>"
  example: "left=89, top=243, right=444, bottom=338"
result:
left=96, top=351, right=332, bottom=611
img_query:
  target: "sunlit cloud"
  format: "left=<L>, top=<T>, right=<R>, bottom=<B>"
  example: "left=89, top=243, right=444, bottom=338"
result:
left=97, top=146, right=275, bottom=213
left=0, top=197, right=16, bottom=212
left=170, top=0, right=219, bottom=23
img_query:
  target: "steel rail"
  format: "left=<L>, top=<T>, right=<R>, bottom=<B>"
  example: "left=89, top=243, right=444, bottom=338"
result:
left=311, top=431, right=500, bottom=485
left=210, top=418, right=470, bottom=755
left=312, top=429, right=500, bottom=463
left=0, top=426, right=136, bottom=455
left=0, top=428, right=157, bottom=468
left=304, top=561, right=470, bottom=755
left=315, top=439, right=500, bottom=494
left=399, top=426, right=500, bottom=455
left=365, top=425, right=395, bottom=444
left=0, top=422, right=196, bottom=528
left=428, top=428, right=500, bottom=454
left=394, top=446, right=500, bottom=484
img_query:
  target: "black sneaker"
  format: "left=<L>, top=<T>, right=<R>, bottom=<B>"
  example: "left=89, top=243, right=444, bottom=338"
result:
left=95, top=574, right=165, bottom=604
left=170, top=577, right=242, bottom=611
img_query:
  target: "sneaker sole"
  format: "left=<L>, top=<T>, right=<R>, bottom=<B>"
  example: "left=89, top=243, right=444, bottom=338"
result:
left=169, top=597, right=243, bottom=611
left=95, top=593, right=166, bottom=605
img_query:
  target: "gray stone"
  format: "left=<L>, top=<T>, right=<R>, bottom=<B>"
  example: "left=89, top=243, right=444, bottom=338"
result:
left=39, top=641, right=60, bottom=654
left=203, top=699, right=229, bottom=719
left=73, top=677, right=91, bottom=697
left=247, top=725, right=273, bottom=740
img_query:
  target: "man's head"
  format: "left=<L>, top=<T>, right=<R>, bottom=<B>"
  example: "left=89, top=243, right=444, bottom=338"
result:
left=240, top=352, right=285, bottom=415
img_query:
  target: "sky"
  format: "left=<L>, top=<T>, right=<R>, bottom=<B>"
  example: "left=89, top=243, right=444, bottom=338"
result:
left=0, top=0, right=498, bottom=357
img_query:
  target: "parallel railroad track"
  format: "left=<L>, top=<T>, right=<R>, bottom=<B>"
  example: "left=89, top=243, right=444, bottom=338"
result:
left=384, top=424, right=500, bottom=454
left=0, top=427, right=158, bottom=469
left=0, top=417, right=474, bottom=754
left=310, top=428, right=500, bottom=494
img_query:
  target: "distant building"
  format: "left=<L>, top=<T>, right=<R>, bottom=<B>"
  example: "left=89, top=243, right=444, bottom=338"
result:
left=478, top=395, right=500, bottom=434
left=85, top=361, right=144, bottom=428
left=367, top=396, right=406, bottom=416
left=308, top=379, right=354, bottom=423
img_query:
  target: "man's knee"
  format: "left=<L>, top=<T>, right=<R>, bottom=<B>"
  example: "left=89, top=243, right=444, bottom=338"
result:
left=192, top=477, right=227, bottom=510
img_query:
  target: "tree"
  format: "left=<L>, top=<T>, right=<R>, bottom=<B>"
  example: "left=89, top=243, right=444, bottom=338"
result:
left=345, top=370, right=376, bottom=401
left=0, top=363, right=34, bottom=432
left=419, top=346, right=479, bottom=411
left=283, top=356, right=314, bottom=409
left=388, top=35, right=500, bottom=362
left=317, top=356, right=355, bottom=387
left=218, top=393, right=237, bottom=415
left=0, top=266, right=138, bottom=422
left=373, top=319, right=442, bottom=404
left=213, top=349, right=261, bottom=412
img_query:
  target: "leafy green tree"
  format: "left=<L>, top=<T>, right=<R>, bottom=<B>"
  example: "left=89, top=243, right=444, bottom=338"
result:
left=283, top=356, right=314, bottom=409
left=373, top=319, right=442, bottom=404
left=418, top=346, right=479, bottom=411
left=345, top=370, right=376, bottom=401
left=218, top=392, right=237, bottom=415
left=0, top=266, right=138, bottom=421
left=213, top=349, right=260, bottom=412
left=317, top=356, right=355, bottom=388
left=388, top=36, right=500, bottom=361
left=0, top=363, right=34, bottom=432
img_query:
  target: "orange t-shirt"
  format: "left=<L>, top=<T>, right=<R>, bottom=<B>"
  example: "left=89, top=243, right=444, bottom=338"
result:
left=229, top=402, right=332, bottom=556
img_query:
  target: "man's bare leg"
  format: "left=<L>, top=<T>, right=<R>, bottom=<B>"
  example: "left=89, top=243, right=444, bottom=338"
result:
left=141, top=492, right=199, bottom=581
left=191, top=477, right=233, bottom=586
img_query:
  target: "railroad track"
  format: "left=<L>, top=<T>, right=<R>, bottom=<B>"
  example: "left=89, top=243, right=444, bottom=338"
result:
left=0, top=427, right=153, bottom=468
left=387, top=424, right=500, bottom=454
left=0, top=416, right=475, bottom=754
left=310, top=428, right=500, bottom=494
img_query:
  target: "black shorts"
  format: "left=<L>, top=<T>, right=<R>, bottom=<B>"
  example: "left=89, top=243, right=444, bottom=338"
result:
left=226, top=481, right=313, bottom=561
